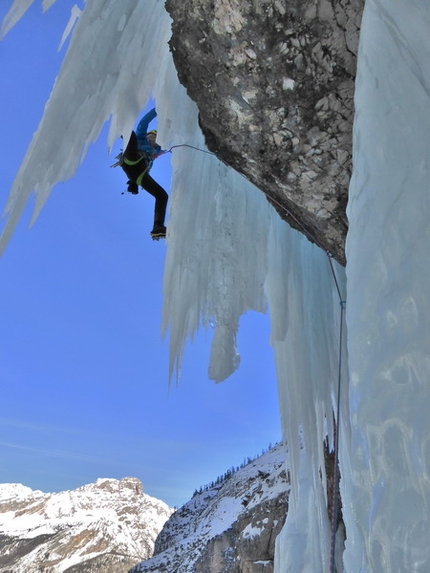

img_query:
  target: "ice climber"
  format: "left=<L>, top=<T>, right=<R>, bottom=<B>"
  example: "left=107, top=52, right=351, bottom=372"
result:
left=119, top=108, right=168, bottom=240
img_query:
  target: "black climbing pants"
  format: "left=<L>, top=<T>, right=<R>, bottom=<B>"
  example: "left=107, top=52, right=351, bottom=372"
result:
left=140, top=173, right=168, bottom=229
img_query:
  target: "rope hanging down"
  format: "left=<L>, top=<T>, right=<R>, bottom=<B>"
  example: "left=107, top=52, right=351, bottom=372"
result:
left=329, top=295, right=346, bottom=573
left=254, top=182, right=347, bottom=573
left=278, top=199, right=346, bottom=573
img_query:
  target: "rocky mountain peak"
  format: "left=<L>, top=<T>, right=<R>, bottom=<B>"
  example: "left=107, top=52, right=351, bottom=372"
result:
left=131, top=443, right=289, bottom=573
left=0, top=478, right=173, bottom=573
left=85, top=477, right=143, bottom=496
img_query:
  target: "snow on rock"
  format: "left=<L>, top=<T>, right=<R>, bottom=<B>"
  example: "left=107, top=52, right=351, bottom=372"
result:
left=0, top=482, right=43, bottom=501
left=131, top=444, right=289, bottom=573
left=0, top=477, right=173, bottom=573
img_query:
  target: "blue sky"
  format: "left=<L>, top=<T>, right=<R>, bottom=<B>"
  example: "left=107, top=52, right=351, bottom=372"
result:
left=0, top=1, right=281, bottom=508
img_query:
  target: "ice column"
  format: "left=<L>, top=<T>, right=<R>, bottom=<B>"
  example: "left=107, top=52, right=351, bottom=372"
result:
left=344, top=0, right=430, bottom=570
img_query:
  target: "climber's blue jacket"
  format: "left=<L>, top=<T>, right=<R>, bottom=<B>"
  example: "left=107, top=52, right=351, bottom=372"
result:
left=135, top=108, right=164, bottom=159
left=120, top=108, right=166, bottom=190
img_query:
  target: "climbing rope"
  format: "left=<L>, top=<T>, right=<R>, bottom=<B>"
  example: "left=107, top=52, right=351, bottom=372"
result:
left=252, top=194, right=346, bottom=573
left=328, top=296, right=346, bottom=573
left=278, top=206, right=346, bottom=573
left=167, top=143, right=216, bottom=156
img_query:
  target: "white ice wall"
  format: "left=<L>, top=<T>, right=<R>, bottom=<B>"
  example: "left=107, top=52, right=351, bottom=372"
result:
left=344, top=1, right=430, bottom=571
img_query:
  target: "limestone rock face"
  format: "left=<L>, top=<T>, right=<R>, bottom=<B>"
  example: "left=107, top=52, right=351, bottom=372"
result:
left=165, top=0, right=364, bottom=265
left=131, top=444, right=289, bottom=573
left=194, top=495, right=286, bottom=573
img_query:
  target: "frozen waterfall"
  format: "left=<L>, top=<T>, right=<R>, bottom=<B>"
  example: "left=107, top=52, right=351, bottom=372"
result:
left=342, top=1, right=430, bottom=571
left=2, top=0, right=430, bottom=572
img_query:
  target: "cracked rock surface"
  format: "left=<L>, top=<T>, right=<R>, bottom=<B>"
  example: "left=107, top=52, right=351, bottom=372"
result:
left=166, top=0, right=364, bottom=265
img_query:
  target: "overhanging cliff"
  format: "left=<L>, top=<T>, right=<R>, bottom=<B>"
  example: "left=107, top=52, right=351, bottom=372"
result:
left=165, top=0, right=364, bottom=265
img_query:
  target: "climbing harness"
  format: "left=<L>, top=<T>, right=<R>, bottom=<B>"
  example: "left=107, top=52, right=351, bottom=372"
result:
left=111, top=150, right=153, bottom=194
left=111, top=143, right=213, bottom=195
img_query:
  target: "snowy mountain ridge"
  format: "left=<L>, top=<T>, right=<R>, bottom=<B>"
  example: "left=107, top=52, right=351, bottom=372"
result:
left=0, top=477, right=173, bottom=573
left=131, top=443, right=289, bottom=573
left=0, top=448, right=289, bottom=573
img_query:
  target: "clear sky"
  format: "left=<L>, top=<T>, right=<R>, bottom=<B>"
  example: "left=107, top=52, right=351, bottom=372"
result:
left=0, top=1, right=281, bottom=508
